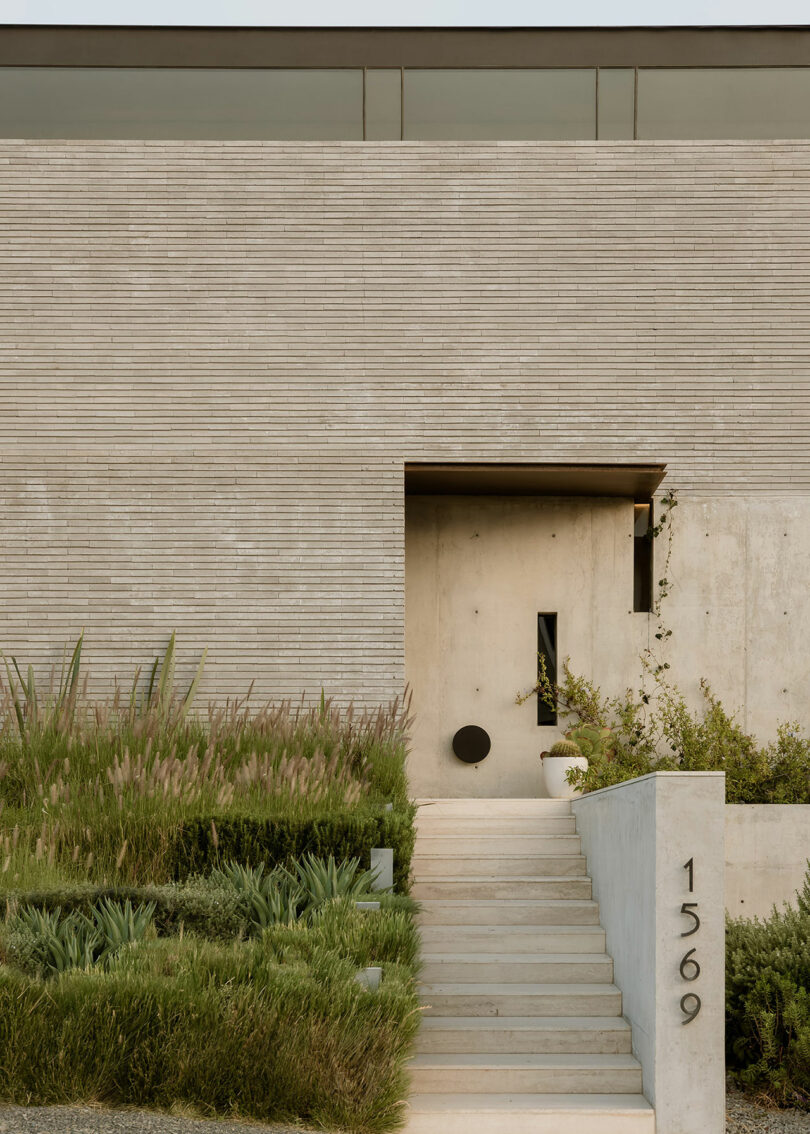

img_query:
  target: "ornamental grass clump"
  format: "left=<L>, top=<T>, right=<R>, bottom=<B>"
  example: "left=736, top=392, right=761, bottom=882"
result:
left=0, top=633, right=413, bottom=889
left=0, top=909, right=421, bottom=1133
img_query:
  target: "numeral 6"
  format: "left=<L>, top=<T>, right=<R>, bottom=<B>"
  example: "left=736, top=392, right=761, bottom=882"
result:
left=679, top=947, right=700, bottom=981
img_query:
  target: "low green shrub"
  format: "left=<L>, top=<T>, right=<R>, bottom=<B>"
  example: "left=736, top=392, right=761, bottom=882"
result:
left=0, top=878, right=246, bottom=941
left=528, top=660, right=810, bottom=803
left=0, top=906, right=420, bottom=1133
left=726, top=866, right=810, bottom=1110
left=172, top=808, right=415, bottom=892
left=0, top=868, right=418, bottom=949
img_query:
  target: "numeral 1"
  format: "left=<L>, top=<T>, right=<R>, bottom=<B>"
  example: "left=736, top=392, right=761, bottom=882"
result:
left=684, top=857, right=694, bottom=893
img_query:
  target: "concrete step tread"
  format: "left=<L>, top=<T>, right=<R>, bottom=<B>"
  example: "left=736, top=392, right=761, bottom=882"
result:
left=421, top=952, right=612, bottom=966
left=407, top=1093, right=653, bottom=1112
left=421, top=982, right=622, bottom=995
left=419, top=926, right=605, bottom=942
left=418, top=899, right=598, bottom=907
left=416, top=799, right=572, bottom=810
left=410, top=1054, right=641, bottom=1069
left=415, top=874, right=592, bottom=882
left=420, top=923, right=604, bottom=933
left=414, top=851, right=585, bottom=858
left=415, top=833, right=579, bottom=840
left=419, top=1016, right=631, bottom=1031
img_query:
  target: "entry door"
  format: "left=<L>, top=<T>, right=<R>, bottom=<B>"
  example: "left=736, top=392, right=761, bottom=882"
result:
left=404, top=494, right=634, bottom=798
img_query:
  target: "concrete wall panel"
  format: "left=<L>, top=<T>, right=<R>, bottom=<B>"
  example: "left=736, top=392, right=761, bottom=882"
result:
left=726, top=804, right=810, bottom=918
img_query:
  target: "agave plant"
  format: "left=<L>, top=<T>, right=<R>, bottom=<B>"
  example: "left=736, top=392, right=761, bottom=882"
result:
left=211, top=861, right=269, bottom=895
left=10, top=905, right=100, bottom=974
left=285, top=854, right=379, bottom=918
left=87, top=897, right=156, bottom=963
left=247, top=881, right=305, bottom=930
left=9, top=898, right=155, bottom=976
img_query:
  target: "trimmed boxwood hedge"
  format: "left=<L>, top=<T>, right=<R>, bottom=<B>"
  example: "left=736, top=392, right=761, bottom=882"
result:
left=169, top=808, right=416, bottom=893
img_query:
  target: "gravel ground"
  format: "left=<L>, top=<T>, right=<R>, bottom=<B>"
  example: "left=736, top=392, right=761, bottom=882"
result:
left=0, top=1093, right=807, bottom=1133
left=0, top=1108, right=311, bottom=1134
left=727, top=1090, right=810, bottom=1132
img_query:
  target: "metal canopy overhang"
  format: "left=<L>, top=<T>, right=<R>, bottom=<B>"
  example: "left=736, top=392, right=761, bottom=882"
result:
left=404, top=462, right=667, bottom=501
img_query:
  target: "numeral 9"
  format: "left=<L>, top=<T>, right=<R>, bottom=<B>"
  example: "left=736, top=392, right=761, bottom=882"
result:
left=680, top=993, right=701, bottom=1024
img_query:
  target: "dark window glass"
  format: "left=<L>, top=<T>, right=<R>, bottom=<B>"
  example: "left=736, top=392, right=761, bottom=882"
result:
left=634, top=502, right=653, bottom=613
left=638, top=68, right=810, bottom=139
left=366, top=68, right=401, bottom=140
left=404, top=69, right=596, bottom=140
left=0, top=67, right=363, bottom=140
left=598, top=68, right=635, bottom=140
left=537, top=613, right=558, bottom=726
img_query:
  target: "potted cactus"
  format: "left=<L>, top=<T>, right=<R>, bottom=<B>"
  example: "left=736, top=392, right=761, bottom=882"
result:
left=540, top=739, right=589, bottom=799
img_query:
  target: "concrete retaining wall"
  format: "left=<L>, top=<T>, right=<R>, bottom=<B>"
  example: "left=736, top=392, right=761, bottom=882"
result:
left=573, top=772, right=726, bottom=1134
left=726, top=804, right=810, bottom=919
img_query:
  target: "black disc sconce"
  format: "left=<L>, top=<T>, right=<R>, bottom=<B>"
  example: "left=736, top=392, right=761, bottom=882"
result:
left=452, top=725, right=491, bottom=764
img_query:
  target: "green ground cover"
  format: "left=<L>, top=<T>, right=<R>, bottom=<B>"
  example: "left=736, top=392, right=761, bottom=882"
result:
left=726, top=867, right=810, bottom=1111
left=0, top=636, right=419, bottom=1132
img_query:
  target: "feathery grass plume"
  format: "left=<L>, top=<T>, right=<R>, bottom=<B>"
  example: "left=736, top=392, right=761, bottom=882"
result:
left=0, top=634, right=412, bottom=889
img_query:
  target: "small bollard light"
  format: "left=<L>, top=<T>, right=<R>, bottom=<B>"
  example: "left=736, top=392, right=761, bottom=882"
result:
left=370, top=847, right=394, bottom=891
left=355, top=966, right=382, bottom=992
left=355, top=901, right=381, bottom=912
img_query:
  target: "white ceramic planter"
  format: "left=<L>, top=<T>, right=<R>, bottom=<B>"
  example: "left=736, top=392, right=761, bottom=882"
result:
left=542, top=754, right=589, bottom=799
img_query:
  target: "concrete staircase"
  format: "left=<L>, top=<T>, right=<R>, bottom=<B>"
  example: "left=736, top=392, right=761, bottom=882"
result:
left=404, top=798, right=655, bottom=1134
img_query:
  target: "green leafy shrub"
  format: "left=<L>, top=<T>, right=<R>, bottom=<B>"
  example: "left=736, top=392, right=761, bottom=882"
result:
left=528, top=659, right=810, bottom=803
left=726, top=866, right=810, bottom=1109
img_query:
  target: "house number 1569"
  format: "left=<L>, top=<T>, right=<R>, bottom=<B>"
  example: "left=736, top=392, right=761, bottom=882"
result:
left=679, top=857, right=702, bottom=1024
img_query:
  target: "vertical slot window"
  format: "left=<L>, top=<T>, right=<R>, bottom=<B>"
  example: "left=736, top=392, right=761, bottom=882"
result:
left=537, top=613, right=557, bottom=726
left=634, top=502, right=653, bottom=612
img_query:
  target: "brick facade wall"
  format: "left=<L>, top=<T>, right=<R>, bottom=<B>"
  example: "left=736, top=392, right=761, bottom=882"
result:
left=2, top=140, right=809, bottom=701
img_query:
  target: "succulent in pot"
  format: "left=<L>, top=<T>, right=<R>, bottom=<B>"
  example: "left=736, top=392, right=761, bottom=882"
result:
left=541, top=738, right=588, bottom=800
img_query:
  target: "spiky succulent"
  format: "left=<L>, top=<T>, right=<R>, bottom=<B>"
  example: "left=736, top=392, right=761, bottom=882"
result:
left=547, top=739, right=582, bottom=759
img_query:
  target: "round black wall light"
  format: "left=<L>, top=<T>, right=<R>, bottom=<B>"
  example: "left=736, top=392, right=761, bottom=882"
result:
left=452, top=725, right=491, bottom=764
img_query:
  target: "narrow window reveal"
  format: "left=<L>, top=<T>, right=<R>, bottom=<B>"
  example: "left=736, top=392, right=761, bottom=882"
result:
left=634, top=502, right=653, bottom=612
left=537, top=613, right=557, bottom=726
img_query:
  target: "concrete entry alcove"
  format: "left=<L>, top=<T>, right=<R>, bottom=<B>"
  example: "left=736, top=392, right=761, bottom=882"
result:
left=404, top=463, right=666, bottom=799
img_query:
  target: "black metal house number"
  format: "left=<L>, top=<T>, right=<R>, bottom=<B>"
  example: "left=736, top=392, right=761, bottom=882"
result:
left=679, top=857, right=702, bottom=1024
